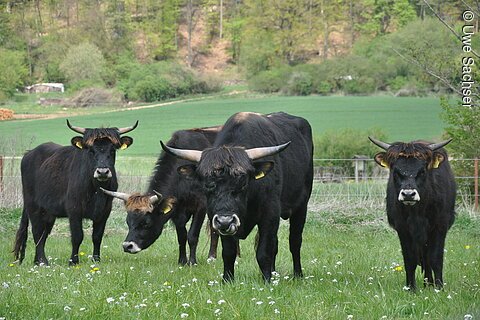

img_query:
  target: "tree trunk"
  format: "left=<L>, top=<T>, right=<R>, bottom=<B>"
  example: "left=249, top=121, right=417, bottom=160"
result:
left=219, top=0, right=223, bottom=39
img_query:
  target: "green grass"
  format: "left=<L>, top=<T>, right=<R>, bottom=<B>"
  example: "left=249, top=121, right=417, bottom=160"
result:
left=0, top=207, right=478, bottom=319
left=0, top=95, right=444, bottom=156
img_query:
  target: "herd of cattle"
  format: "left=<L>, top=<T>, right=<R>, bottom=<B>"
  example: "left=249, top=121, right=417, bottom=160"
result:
left=12, top=111, right=456, bottom=291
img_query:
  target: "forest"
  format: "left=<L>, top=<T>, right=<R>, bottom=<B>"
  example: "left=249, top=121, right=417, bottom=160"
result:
left=0, top=0, right=477, bottom=102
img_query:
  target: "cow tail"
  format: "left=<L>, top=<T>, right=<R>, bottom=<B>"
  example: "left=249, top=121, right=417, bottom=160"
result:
left=13, top=208, right=29, bottom=264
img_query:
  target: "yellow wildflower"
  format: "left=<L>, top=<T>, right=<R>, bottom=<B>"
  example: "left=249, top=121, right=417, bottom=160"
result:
left=394, top=266, right=403, bottom=272
left=465, top=245, right=471, bottom=250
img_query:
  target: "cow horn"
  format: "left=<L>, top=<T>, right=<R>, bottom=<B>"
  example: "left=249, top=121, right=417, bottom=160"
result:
left=117, top=120, right=139, bottom=135
left=428, top=138, right=452, bottom=151
left=66, top=119, right=86, bottom=135
left=100, top=187, right=131, bottom=202
left=160, top=141, right=203, bottom=163
left=149, top=190, right=163, bottom=204
left=245, top=141, right=291, bottom=160
left=368, top=136, right=391, bottom=150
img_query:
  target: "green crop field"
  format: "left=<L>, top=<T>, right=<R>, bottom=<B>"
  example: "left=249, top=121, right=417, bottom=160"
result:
left=0, top=95, right=444, bottom=157
left=0, top=206, right=478, bottom=320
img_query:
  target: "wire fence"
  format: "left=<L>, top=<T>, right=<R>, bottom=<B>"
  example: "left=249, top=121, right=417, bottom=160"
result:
left=1, top=156, right=478, bottom=217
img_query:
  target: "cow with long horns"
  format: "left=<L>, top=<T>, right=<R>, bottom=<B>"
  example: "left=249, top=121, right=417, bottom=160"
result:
left=369, top=137, right=456, bottom=290
left=14, top=120, right=137, bottom=265
left=162, top=112, right=313, bottom=282
left=101, top=126, right=232, bottom=265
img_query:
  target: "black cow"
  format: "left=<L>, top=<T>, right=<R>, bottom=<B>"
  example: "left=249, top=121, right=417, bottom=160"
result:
left=162, top=112, right=313, bottom=282
left=101, top=126, right=232, bottom=265
left=369, top=137, right=456, bottom=290
left=13, top=120, right=137, bottom=265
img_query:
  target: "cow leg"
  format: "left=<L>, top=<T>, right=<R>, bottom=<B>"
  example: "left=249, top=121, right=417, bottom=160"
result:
left=429, top=230, right=448, bottom=289
left=172, top=212, right=188, bottom=265
left=187, top=210, right=205, bottom=265
left=68, top=216, right=84, bottom=266
left=221, top=236, right=238, bottom=282
left=289, top=205, right=307, bottom=278
left=31, top=211, right=54, bottom=266
left=397, top=230, right=417, bottom=291
left=256, top=220, right=279, bottom=283
left=92, top=218, right=108, bottom=263
left=422, top=244, right=434, bottom=287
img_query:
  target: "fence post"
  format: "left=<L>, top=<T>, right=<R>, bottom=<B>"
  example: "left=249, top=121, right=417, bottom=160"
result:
left=0, top=155, right=3, bottom=192
left=475, top=158, right=479, bottom=211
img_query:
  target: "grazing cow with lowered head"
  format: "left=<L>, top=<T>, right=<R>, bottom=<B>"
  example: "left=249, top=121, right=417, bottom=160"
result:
left=101, top=127, right=234, bottom=265
left=369, top=137, right=456, bottom=290
left=162, top=112, right=313, bottom=282
left=14, top=120, right=137, bottom=265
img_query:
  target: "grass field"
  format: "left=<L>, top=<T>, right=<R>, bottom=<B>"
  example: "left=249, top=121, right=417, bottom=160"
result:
left=0, top=206, right=478, bottom=320
left=0, top=95, right=444, bottom=156
left=3, top=94, right=477, bottom=319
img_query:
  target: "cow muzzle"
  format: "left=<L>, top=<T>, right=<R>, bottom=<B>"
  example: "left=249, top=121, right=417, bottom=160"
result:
left=212, top=214, right=241, bottom=236
left=94, top=168, right=112, bottom=181
left=122, top=241, right=142, bottom=254
left=398, top=189, right=420, bottom=205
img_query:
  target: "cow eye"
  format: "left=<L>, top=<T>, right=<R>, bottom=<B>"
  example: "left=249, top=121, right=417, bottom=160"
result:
left=205, top=181, right=216, bottom=191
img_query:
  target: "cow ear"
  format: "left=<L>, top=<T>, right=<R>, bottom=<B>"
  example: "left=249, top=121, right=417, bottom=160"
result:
left=157, top=196, right=176, bottom=215
left=430, top=153, right=445, bottom=169
left=253, top=161, right=274, bottom=180
left=120, top=136, right=134, bottom=150
left=374, top=152, right=389, bottom=168
left=71, top=136, right=84, bottom=149
left=177, top=164, right=196, bottom=177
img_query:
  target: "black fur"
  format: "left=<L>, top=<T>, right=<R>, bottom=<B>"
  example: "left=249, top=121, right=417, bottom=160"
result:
left=14, top=126, right=134, bottom=265
left=180, top=112, right=314, bottom=282
left=377, top=141, right=456, bottom=290
left=123, top=127, right=224, bottom=265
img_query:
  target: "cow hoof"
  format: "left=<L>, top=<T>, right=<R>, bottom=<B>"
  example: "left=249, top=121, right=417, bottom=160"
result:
left=69, top=259, right=79, bottom=266
left=187, top=260, right=198, bottom=266
left=92, top=255, right=101, bottom=262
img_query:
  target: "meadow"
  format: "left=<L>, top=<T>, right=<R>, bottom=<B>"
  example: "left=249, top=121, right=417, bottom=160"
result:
left=0, top=95, right=444, bottom=156
left=1, top=94, right=478, bottom=319
left=0, top=203, right=479, bottom=320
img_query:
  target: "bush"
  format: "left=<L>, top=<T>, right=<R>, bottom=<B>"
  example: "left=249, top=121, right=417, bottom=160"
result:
left=248, top=67, right=291, bottom=93
left=121, top=61, right=221, bottom=102
left=314, top=128, right=388, bottom=176
left=342, top=77, right=376, bottom=95
left=60, top=42, right=107, bottom=87
left=282, top=72, right=313, bottom=96
left=0, top=49, right=27, bottom=101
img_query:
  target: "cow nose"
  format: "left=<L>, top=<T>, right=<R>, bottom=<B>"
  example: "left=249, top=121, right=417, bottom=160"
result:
left=214, top=214, right=235, bottom=228
left=212, top=214, right=240, bottom=236
left=398, top=189, right=421, bottom=204
left=123, top=242, right=133, bottom=252
left=122, top=241, right=141, bottom=253
left=401, top=190, right=417, bottom=199
left=94, top=168, right=112, bottom=180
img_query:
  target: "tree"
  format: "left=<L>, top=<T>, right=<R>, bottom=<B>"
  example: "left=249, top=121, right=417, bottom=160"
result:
left=60, top=42, right=107, bottom=86
left=0, top=49, right=28, bottom=101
